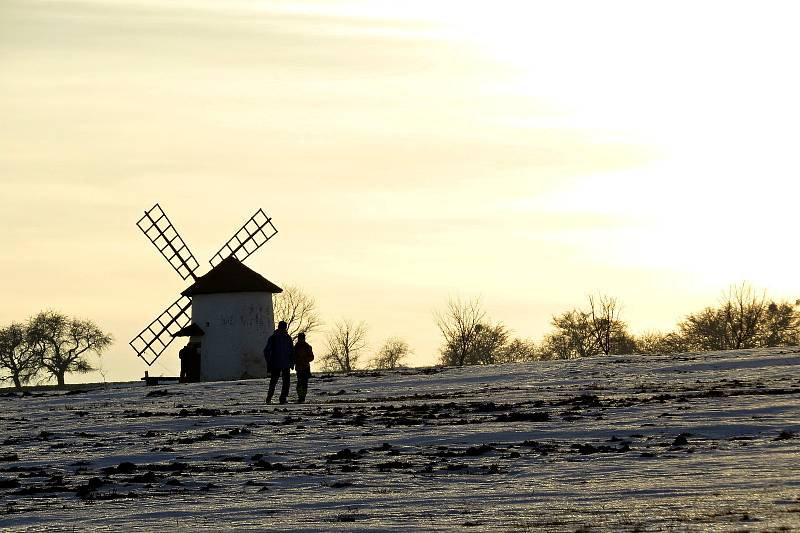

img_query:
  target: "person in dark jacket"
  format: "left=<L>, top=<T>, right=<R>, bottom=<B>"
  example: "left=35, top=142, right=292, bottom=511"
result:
left=263, top=321, right=294, bottom=404
left=179, top=342, right=192, bottom=382
left=179, top=342, right=200, bottom=382
left=293, top=332, right=314, bottom=403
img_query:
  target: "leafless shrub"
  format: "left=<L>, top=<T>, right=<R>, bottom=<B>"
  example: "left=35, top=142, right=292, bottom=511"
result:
left=320, top=319, right=368, bottom=372
left=371, top=337, right=411, bottom=370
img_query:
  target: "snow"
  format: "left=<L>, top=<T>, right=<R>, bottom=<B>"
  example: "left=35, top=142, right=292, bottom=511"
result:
left=1, top=348, right=799, bottom=531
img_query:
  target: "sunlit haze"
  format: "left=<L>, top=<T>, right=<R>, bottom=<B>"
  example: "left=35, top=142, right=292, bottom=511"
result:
left=2, top=1, right=799, bottom=381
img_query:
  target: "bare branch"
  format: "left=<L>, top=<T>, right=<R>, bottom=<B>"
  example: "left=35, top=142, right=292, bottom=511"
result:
left=273, top=284, right=322, bottom=339
left=435, top=297, right=486, bottom=366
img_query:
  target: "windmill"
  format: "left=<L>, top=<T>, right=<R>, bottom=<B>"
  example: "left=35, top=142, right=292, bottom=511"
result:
left=130, top=204, right=283, bottom=381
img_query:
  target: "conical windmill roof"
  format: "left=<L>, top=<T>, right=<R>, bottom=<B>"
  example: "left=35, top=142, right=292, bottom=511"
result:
left=181, top=257, right=283, bottom=297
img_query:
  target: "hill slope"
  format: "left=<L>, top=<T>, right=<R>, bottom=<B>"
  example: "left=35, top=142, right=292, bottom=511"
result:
left=2, top=348, right=799, bottom=531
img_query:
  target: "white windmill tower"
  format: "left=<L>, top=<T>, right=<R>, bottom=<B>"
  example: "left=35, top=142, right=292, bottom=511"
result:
left=129, top=204, right=283, bottom=381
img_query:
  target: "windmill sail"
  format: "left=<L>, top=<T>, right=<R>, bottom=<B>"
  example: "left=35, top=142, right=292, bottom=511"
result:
left=130, top=296, right=192, bottom=366
left=209, top=208, right=277, bottom=267
left=137, top=204, right=199, bottom=280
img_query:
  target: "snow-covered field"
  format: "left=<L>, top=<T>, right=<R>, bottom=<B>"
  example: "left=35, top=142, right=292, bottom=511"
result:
left=1, top=348, right=799, bottom=532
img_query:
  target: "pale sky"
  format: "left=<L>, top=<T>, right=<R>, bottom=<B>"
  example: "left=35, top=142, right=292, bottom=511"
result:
left=2, top=1, right=799, bottom=382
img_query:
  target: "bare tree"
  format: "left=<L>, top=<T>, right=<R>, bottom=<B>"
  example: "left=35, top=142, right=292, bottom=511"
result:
left=679, top=283, right=763, bottom=351
left=759, top=300, right=800, bottom=347
left=435, top=297, right=486, bottom=366
left=371, top=337, right=411, bottom=370
left=589, top=294, right=624, bottom=355
left=549, top=309, right=597, bottom=358
left=440, top=320, right=520, bottom=366
left=540, top=294, right=633, bottom=359
left=273, top=284, right=322, bottom=339
left=436, top=298, right=538, bottom=365
left=719, top=283, right=766, bottom=349
left=679, top=283, right=800, bottom=351
left=469, top=322, right=511, bottom=365
left=633, top=284, right=800, bottom=355
left=0, top=322, right=41, bottom=390
left=320, top=319, right=368, bottom=373
left=28, top=311, right=112, bottom=387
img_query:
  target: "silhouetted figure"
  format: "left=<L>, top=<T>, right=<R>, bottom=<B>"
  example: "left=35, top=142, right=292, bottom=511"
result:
left=263, top=321, right=294, bottom=404
left=293, top=332, right=314, bottom=403
left=179, top=342, right=201, bottom=382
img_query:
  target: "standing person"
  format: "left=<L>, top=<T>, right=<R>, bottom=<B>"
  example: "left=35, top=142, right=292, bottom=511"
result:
left=293, top=332, right=314, bottom=403
left=178, top=342, right=192, bottom=382
left=263, top=321, right=294, bottom=404
left=179, top=342, right=200, bottom=382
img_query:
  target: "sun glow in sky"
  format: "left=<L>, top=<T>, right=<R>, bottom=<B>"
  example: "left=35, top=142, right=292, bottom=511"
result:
left=2, top=1, right=800, bottom=381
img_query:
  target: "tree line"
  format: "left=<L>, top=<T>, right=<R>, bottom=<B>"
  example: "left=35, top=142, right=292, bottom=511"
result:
left=5, top=282, right=791, bottom=385
left=265, top=281, right=774, bottom=372
left=435, top=283, right=800, bottom=365
left=282, top=281, right=800, bottom=372
left=0, top=311, right=112, bottom=389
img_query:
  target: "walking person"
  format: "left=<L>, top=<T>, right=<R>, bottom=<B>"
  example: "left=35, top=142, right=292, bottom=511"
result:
left=294, top=332, right=314, bottom=403
left=263, top=321, right=294, bottom=404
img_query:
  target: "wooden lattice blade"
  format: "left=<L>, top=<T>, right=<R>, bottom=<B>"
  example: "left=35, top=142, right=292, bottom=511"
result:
left=209, top=208, right=277, bottom=267
left=137, top=204, right=200, bottom=280
left=130, top=295, right=192, bottom=366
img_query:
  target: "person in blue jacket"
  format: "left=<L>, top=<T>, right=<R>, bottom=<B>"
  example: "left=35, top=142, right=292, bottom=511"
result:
left=263, top=320, right=294, bottom=404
